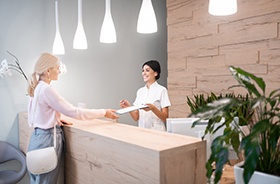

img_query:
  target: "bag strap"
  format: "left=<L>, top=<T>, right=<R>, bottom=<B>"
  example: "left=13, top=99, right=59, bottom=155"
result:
left=31, top=83, right=56, bottom=148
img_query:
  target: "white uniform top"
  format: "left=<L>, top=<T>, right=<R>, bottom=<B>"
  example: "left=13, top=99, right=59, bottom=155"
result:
left=133, top=81, right=171, bottom=131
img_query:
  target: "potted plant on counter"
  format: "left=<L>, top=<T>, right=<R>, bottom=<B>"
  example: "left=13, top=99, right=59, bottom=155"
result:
left=189, top=66, right=280, bottom=184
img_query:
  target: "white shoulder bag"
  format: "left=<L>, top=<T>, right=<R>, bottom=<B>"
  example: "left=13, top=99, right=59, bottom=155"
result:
left=26, top=84, right=58, bottom=175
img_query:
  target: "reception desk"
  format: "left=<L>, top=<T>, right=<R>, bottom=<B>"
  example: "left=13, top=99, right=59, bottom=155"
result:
left=18, top=112, right=206, bottom=184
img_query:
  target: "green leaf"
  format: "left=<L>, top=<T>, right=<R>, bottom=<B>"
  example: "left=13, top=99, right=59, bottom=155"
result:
left=241, top=136, right=260, bottom=184
left=206, top=161, right=214, bottom=179
left=229, top=66, right=265, bottom=97
left=230, top=130, right=240, bottom=155
left=268, top=124, right=280, bottom=153
left=241, top=120, right=270, bottom=183
left=208, top=136, right=230, bottom=184
left=214, top=147, right=229, bottom=183
left=190, top=98, right=236, bottom=120
left=268, top=88, right=280, bottom=99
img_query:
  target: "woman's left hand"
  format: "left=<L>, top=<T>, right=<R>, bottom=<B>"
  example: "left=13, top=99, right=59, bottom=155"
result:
left=60, top=119, right=73, bottom=126
left=143, top=103, right=155, bottom=111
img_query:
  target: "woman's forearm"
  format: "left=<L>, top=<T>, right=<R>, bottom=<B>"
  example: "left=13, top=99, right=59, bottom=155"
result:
left=152, top=107, right=169, bottom=123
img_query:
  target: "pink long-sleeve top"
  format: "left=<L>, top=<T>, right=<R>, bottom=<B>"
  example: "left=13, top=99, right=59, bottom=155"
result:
left=28, top=81, right=106, bottom=129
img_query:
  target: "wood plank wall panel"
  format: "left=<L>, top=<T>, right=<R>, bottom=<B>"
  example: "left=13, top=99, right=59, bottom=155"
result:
left=167, top=0, right=280, bottom=117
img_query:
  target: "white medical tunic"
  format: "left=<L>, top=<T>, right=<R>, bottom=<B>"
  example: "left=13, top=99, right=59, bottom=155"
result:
left=133, top=81, right=171, bottom=131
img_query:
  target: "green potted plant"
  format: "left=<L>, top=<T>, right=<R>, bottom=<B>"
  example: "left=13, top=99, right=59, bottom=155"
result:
left=188, top=66, right=280, bottom=184
left=187, top=92, right=253, bottom=127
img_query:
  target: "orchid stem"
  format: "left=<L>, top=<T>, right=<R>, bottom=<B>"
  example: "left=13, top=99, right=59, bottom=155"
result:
left=6, top=51, right=28, bottom=81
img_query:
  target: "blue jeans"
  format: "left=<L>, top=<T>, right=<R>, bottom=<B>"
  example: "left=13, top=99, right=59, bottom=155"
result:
left=28, top=126, right=64, bottom=184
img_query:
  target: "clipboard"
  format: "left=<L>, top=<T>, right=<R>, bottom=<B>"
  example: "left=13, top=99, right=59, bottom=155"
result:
left=116, top=104, right=148, bottom=115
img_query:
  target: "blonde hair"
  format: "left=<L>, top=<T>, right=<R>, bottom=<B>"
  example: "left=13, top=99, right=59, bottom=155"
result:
left=27, top=53, right=60, bottom=97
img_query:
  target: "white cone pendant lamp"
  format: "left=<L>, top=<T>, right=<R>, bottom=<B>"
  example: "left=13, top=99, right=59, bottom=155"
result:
left=100, top=0, right=117, bottom=43
left=137, top=0, right=157, bottom=34
left=73, top=0, right=88, bottom=49
left=52, top=0, right=65, bottom=55
left=208, top=0, right=237, bottom=16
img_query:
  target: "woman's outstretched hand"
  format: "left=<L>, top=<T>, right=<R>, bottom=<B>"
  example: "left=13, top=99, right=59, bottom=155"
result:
left=105, top=109, right=119, bottom=119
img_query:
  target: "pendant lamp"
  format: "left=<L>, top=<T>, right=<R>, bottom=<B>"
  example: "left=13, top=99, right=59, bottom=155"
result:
left=137, top=0, right=157, bottom=34
left=100, top=0, right=116, bottom=43
left=73, top=0, right=88, bottom=49
left=208, top=0, right=237, bottom=16
left=52, top=0, right=65, bottom=55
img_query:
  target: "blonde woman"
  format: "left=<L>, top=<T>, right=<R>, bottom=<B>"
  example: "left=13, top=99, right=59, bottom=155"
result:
left=27, top=53, right=118, bottom=183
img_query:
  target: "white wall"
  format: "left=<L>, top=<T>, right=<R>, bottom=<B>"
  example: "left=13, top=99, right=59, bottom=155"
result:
left=0, top=0, right=167, bottom=147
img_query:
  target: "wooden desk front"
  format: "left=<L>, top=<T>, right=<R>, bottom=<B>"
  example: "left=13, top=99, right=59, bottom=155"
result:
left=18, top=112, right=206, bottom=184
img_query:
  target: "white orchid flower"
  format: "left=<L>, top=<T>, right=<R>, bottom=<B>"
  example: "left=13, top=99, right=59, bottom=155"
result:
left=1, top=59, right=8, bottom=66
left=0, top=68, right=3, bottom=78
left=59, top=61, right=67, bottom=75
left=1, top=52, right=28, bottom=81
left=0, top=59, right=12, bottom=76
left=0, top=59, right=12, bottom=78
left=1, top=59, right=8, bottom=70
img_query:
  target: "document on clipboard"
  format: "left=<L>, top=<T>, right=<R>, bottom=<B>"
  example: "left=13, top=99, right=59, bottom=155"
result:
left=116, top=104, right=148, bottom=115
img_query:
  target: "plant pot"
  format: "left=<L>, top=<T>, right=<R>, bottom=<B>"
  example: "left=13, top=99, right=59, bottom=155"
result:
left=234, top=162, right=280, bottom=184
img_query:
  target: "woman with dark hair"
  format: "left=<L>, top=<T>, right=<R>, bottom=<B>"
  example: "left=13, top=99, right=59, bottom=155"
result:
left=120, top=60, right=171, bottom=131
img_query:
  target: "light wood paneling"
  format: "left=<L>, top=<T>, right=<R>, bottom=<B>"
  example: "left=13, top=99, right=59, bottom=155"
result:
left=167, top=0, right=280, bottom=117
